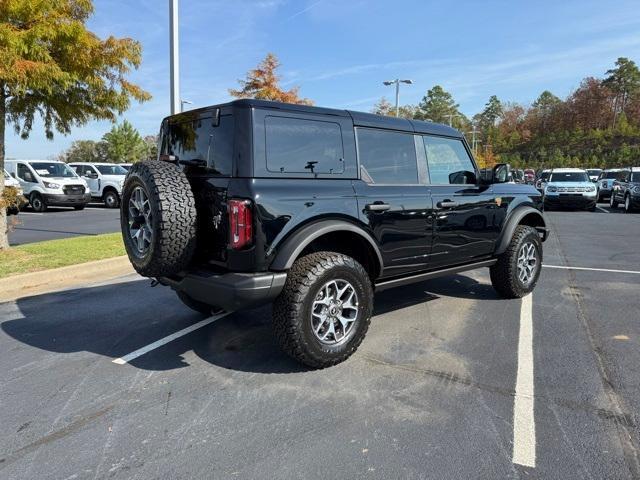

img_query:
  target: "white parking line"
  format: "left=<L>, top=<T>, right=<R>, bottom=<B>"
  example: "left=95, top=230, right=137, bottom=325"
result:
left=596, top=206, right=610, bottom=214
left=513, top=293, right=536, bottom=468
left=112, top=311, right=231, bottom=365
left=543, top=264, right=640, bottom=275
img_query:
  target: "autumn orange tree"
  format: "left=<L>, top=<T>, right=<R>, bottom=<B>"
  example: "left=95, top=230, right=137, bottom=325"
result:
left=229, top=53, right=313, bottom=105
left=0, top=0, right=150, bottom=249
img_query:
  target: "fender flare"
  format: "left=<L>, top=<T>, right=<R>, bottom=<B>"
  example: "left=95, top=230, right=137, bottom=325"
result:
left=270, top=219, right=384, bottom=276
left=495, top=206, right=546, bottom=255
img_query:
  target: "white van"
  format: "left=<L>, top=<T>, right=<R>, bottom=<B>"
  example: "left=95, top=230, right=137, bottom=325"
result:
left=5, top=160, right=91, bottom=212
left=69, top=162, right=126, bottom=208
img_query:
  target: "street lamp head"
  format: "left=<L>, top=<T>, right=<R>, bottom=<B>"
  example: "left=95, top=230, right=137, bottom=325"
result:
left=383, top=81, right=394, bottom=86
left=400, top=79, right=413, bottom=84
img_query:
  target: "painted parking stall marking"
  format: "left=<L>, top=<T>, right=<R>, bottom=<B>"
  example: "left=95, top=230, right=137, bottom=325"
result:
left=543, top=264, right=640, bottom=275
left=513, top=293, right=536, bottom=468
left=112, top=311, right=231, bottom=365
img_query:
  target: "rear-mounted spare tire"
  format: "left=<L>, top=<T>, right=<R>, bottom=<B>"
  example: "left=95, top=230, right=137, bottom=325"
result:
left=120, top=160, right=197, bottom=277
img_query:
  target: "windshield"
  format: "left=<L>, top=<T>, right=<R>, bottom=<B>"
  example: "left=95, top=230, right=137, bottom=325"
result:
left=632, top=173, right=640, bottom=182
left=601, top=171, right=619, bottom=179
left=586, top=169, right=601, bottom=176
left=30, top=162, right=77, bottom=178
left=550, top=171, right=589, bottom=182
left=540, top=171, right=550, bottom=180
left=3, top=169, right=9, bottom=180
left=96, top=165, right=127, bottom=175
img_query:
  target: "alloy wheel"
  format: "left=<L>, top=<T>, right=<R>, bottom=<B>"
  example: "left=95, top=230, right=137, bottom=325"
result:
left=311, top=279, right=359, bottom=345
left=517, top=242, right=538, bottom=286
left=128, top=186, right=153, bottom=256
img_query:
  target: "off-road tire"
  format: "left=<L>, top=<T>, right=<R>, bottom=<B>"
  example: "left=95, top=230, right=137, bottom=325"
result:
left=103, top=190, right=120, bottom=209
left=624, top=194, right=634, bottom=213
left=490, top=225, right=542, bottom=298
left=273, top=252, right=374, bottom=369
left=176, top=291, right=214, bottom=315
left=120, top=160, right=196, bottom=277
left=73, top=205, right=86, bottom=211
left=30, top=192, right=47, bottom=212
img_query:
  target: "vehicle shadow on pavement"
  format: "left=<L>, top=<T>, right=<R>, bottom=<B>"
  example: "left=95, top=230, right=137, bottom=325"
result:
left=1, top=272, right=500, bottom=375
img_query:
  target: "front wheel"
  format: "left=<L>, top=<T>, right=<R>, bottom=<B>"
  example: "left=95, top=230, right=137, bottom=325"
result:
left=610, top=193, right=619, bottom=209
left=74, top=205, right=86, bottom=211
left=273, top=252, right=374, bottom=368
left=30, top=192, right=47, bottom=212
left=624, top=195, right=634, bottom=213
left=490, top=225, right=542, bottom=298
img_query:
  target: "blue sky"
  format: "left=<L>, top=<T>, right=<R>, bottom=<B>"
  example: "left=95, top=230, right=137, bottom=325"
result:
left=7, top=0, right=640, bottom=159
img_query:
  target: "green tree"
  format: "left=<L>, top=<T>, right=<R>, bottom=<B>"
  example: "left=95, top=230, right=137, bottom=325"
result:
left=229, top=53, right=313, bottom=105
left=102, top=120, right=146, bottom=163
left=63, top=140, right=108, bottom=163
left=479, top=95, right=503, bottom=127
left=603, top=57, right=640, bottom=123
left=371, top=97, right=394, bottom=116
left=143, top=135, right=158, bottom=161
left=0, top=0, right=150, bottom=249
left=415, top=85, right=461, bottom=124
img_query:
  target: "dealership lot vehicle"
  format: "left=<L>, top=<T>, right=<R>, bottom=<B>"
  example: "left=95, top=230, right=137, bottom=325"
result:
left=4, top=160, right=91, bottom=212
left=1, top=208, right=639, bottom=479
left=586, top=168, right=602, bottom=183
left=69, top=162, right=126, bottom=208
left=597, top=168, right=623, bottom=202
left=543, top=168, right=597, bottom=211
left=610, top=167, right=640, bottom=213
left=121, top=99, right=548, bottom=368
left=536, top=168, right=551, bottom=192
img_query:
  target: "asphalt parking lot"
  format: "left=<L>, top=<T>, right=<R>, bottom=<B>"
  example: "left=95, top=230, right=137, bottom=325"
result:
left=8, top=206, right=120, bottom=245
left=1, top=206, right=639, bottom=479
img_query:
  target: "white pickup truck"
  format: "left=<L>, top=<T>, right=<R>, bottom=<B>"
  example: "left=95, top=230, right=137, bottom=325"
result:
left=69, top=162, right=127, bottom=208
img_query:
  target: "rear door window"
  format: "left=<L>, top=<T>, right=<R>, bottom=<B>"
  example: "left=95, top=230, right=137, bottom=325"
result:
left=356, top=128, right=418, bottom=184
left=265, top=116, right=344, bottom=174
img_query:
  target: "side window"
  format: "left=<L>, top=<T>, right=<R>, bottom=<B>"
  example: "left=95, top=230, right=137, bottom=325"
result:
left=265, top=116, right=344, bottom=174
left=424, top=136, right=475, bottom=184
left=17, top=164, right=36, bottom=183
left=356, top=128, right=418, bottom=184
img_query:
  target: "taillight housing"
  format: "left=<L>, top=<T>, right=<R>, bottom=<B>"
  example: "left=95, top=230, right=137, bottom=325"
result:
left=228, top=199, right=253, bottom=250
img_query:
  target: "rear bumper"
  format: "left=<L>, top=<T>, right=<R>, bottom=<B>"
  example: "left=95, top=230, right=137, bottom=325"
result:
left=43, top=193, right=91, bottom=206
left=544, top=195, right=596, bottom=209
left=159, top=271, right=288, bottom=311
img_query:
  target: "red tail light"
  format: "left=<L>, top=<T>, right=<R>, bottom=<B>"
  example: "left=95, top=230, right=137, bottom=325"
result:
left=228, top=199, right=253, bottom=250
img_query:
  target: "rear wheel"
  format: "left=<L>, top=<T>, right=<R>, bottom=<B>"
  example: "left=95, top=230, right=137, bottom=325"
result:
left=103, top=190, right=120, bottom=208
left=30, top=192, right=47, bottom=212
left=273, top=251, right=374, bottom=368
left=73, top=205, right=85, bottom=211
left=490, top=225, right=542, bottom=298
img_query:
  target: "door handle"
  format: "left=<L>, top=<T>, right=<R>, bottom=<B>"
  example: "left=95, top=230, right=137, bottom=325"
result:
left=365, top=202, right=390, bottom=212
left=437, top=200, right=458, bottom=208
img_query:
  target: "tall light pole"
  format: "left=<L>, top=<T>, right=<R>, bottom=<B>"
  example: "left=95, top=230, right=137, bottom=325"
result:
left=169, top=0, right=180, bottom=115
left=383, top=79, right=413, bottom=117
left=466, top=125, right=481, bottom=156
left=180, top=99, right=193, bottom=112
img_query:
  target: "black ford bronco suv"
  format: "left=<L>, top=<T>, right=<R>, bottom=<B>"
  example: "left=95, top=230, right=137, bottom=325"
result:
left=120, top=99, right=549, bottom=368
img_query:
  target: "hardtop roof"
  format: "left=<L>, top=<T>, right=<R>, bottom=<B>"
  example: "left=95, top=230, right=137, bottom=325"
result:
left=164, top=99, right=463, bottom=138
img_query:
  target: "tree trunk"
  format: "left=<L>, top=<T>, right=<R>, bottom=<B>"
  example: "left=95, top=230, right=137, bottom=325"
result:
left=0, top=83, right=9, bottom=251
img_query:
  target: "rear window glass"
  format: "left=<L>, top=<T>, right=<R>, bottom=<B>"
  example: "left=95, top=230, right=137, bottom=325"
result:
left=632, top=173, right=640, bottom=182
left=356, top=128, right=418, bottom=184
left=265, top=116, right=344, bottom=174
left=164, top=114, right=233, bottom=176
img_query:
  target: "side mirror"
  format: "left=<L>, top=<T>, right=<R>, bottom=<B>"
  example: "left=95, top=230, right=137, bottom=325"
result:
left=449, top=170, right=477, bottom=185
left=492, top=163, right=511, bottom=183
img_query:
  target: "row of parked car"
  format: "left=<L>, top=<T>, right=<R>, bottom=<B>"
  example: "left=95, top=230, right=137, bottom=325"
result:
left=3, top=160, right=133, bottom=213
left=531, top=167, right=640, bottom=212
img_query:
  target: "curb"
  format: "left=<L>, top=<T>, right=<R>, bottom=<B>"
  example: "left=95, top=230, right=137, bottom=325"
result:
left=0, top=256, right=136, bottom=303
